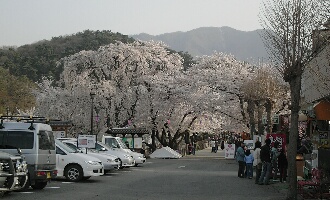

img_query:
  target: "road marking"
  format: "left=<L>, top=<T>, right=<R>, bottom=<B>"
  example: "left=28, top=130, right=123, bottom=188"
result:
left=178, top=166, right=186, bottom=168
left=61, top=182, right=74, bottom=184
left=46, top=187, right=60, bottom=189
left=19, top=192, right=34, bottom=194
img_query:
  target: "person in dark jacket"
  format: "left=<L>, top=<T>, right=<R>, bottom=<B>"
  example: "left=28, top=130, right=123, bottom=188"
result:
left=277, top=149, right=288, bottom=182
left=258, top=138, right=272, bottom=185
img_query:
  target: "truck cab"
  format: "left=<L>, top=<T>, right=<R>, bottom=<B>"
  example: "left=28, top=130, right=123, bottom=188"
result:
left=0, top=117, right=57, bottom=190
left=102, top=136, right=146, bottom=166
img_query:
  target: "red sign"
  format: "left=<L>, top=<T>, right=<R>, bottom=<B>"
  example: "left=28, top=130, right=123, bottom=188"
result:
left=266, top=133, right=286, bottom=152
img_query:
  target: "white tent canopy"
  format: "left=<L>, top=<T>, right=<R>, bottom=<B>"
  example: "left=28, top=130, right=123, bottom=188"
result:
left=150, top=147, right=182, bottom=159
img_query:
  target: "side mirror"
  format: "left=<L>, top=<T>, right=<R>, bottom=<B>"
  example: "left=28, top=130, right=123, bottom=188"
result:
left=17, top=148, right=22, bottom=155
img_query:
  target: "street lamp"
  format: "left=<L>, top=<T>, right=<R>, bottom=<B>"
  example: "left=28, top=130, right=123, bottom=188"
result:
left=90, top=92, right=96, bottom=135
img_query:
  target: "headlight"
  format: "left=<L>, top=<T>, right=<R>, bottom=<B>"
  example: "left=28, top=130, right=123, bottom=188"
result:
left=22, top=161, right=28, bottom=172
left=85, top=161, right=101, bottom=165
left=16, top=160, right=22, bottom=171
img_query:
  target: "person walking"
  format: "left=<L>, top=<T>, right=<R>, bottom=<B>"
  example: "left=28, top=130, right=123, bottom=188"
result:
left=236, top=141, right=246, bottom=178
left=258, top=138, right=272, bottom=185
left=253, top=141, right=262, bottom=184
left=244, top=149, right=254, bottom=179
left=271, top=141, right=280, bottom=181
left=278, top=149, right=288, bottom=183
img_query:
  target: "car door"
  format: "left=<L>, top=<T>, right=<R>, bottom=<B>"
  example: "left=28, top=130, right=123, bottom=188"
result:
left=55, top=145, right=67, bottom=176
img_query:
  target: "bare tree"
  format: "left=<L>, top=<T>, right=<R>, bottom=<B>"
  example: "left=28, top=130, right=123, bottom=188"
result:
left=259, top=0, right=328, bottom=199
left=241, top=67, right=286, bottom=136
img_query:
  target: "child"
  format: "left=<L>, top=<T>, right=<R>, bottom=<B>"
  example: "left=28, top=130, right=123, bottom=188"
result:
left=244, top=149, right=254, bottom=179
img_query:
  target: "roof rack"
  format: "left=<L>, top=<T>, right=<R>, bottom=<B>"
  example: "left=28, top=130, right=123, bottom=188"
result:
left=0, top=115, right=52, bottom=130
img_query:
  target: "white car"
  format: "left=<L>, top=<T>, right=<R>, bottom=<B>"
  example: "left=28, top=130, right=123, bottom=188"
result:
left=62, top=140, right=121, bottom=173
left=95, top=142, right=135, bottom=168
left=55, top=140, right=104, bottom=182
left=102, top=136, right=146, bottom=166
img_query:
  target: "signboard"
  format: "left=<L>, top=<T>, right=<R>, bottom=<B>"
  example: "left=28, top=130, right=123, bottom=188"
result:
left=243, top=140, right=254, bottom=150
left=224, top=143, right=236, bottom=159
left=53, top=131, right=65, bottom=139
left=262, top=114, right=279, bottom=124
left=122, top=137, right=143, bottom=149
left=266, top=133, right=286, bottom=151
left=319, top=131, right=330, bottom=148
left=77, top=135, right=96, bottom=148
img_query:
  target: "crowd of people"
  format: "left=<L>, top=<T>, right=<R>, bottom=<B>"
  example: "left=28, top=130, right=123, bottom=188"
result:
left=235, top=138, right=288, bottom=185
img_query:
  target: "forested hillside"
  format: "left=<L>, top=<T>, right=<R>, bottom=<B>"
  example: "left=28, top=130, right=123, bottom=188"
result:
left=0, top=30, right=135, bottom=82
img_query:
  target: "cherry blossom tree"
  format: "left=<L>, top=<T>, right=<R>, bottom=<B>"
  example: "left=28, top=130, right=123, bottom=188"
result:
left=35, top=41, right=255, bottom=151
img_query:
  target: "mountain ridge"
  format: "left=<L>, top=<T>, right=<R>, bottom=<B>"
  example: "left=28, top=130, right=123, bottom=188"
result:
left=131, top=26, right=269, bottom=62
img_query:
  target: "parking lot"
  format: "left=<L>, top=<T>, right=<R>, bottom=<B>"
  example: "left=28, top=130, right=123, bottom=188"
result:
left=2, top=156, right=286, bottom=200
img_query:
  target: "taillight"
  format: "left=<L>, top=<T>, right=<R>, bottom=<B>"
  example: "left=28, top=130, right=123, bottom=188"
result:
left=37, top=171, right=46, bottom=176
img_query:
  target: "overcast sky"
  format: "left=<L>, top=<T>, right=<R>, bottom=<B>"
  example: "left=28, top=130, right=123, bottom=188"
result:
left=0, top=0, right=263, bottom=46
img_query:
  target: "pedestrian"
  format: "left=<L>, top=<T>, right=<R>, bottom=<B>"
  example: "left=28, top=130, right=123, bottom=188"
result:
left=278, top=149, right=288, bottom=183
left=244, top=149, right=254, bottom=179
left=258, top=138, right=272, bottom=185
left=210, top=139, right=216, bottom=153
left=253, top=141, right=262, bottom=184
left=236, top=141, right=246, bottom=178
left=220, top=140, right=225, bottom=150
left=271, top=141, right=280, bottom=181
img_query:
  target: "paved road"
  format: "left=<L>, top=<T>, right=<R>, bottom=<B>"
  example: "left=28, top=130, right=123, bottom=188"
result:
left=2, top=147, right=288, bottom=200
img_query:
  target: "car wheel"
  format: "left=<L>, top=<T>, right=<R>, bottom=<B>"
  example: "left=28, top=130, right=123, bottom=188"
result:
left=19, top=175, right=30, bottom=191
left=118, top=159, right=124, bottom=169
left=31, top=181, right=47, bottom=190
left=65, top=164, right=83, bottom=182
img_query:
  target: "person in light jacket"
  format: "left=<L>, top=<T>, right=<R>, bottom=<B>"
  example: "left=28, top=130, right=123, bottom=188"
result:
left=253, top=141, right=262, bottom=184
left=236, top=141, right=246, bottom=178
left=244, top=149, right=254, bottom=179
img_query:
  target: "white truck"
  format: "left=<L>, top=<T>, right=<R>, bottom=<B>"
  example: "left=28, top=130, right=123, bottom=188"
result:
left=0, top=117, right=57, bottom=190
left=102, top=136, right=146, bottom=166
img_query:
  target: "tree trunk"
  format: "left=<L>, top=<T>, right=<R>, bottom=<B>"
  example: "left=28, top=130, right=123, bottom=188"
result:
left=247, top=99, right=256, bottom=136
left=265, top=98, right=272, bottom=134
left=256, top=100, right=264, bottom=136
left=286, top=76, right=301, bottom=200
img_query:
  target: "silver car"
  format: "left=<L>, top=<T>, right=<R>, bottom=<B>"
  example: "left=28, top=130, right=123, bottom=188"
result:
left=95, top=142, right=135, bottom=168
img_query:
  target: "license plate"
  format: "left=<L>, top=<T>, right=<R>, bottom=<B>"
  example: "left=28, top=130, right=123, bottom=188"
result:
left=47, top=172, right=51, bottom=178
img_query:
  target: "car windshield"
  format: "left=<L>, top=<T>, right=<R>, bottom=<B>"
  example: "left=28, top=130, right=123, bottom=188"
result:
left=55, top=140, right=77, bottom=153
left=95, top=142, right=110, bottom=151
left=104, top=138, right=119, bottom=148
left=118, top=139, right=129, bottom=149
left=0, top=130, right=34, bottom=149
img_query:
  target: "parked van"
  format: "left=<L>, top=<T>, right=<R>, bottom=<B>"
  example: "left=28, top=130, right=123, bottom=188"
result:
left=102, top=136, right=146, bottom=166
left=0, top=117, right=57, bottom=190
left=55, top=140, right=104, bottom=182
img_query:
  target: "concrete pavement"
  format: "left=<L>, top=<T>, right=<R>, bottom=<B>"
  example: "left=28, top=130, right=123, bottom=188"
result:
left=184, top=146, right=225, bottom=158
left=184, top=146, right=292, bottom=198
